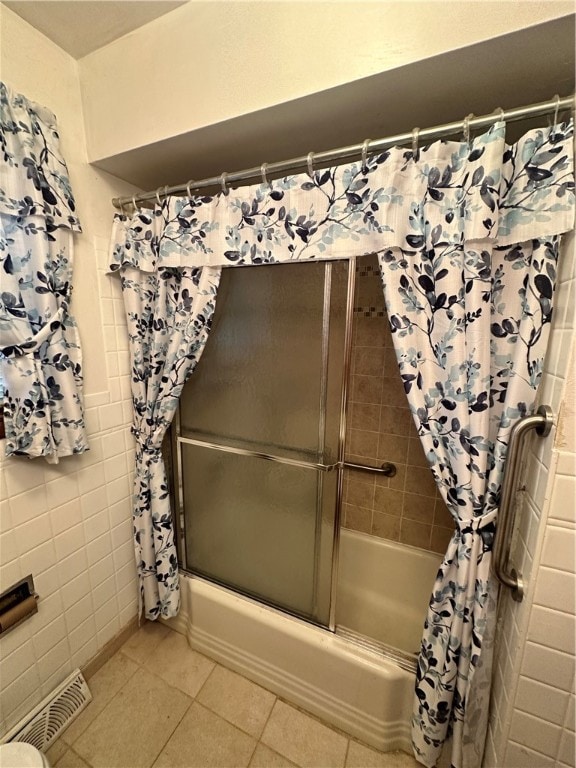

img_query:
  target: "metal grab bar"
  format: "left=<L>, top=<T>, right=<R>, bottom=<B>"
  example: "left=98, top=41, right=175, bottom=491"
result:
left=493, top=405, right=554, bottom=602
left=343, top=461, right=397, bottom=477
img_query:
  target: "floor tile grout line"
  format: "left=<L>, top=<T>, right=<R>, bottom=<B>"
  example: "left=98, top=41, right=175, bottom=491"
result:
left=113, top=626, right=419, bottom=766
left=69, top=744, right=93, bottom=768
left=244, top=727, right=260, bottom=768
left=125, top=634, right=271, bottom=761
left=343, top=736, right=351, bottom=768
left=191, top=656, right=281, bottom=740
left=254, top=690, right=280, bottom=743
left=251, top=741, right=299, bottom=768
left=62, top=651, right=140, bottom=748
left=191, top=653, right=219, bottom=700
left=263, top=697, right=352, bottom=767
left=64, top=634, right=172, bottom=758
left=123, top=634, right=262, bottom=740
left=274, top=694, right=354, bottom=745
left=150, top=693, right=194, bottom=768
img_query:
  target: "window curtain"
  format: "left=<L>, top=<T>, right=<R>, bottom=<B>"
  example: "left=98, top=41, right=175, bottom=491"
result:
left=109, top=118, right=574, bottom=760
left=0, top=82, right=87, bottom=461
left=112, top=210, right=221, bottom=618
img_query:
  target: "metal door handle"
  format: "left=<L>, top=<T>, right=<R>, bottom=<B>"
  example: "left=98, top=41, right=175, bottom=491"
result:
left=342, top=461, right=397, bottom=477
left=493, top=405, right=553, bottom=602
left=178, top=435, right=340, bottom=472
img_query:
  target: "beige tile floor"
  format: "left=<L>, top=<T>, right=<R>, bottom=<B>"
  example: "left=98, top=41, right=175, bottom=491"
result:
left=47, top=622, right=420, bottom=768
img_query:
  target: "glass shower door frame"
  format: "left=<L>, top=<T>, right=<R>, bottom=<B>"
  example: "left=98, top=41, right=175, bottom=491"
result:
left=169, top=257, right=356, bottom=632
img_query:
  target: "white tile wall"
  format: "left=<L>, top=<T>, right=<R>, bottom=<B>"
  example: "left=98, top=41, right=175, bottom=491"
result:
left=485, top=230, right=576, bottom=768
left=0, top=242, right=139, bottom=737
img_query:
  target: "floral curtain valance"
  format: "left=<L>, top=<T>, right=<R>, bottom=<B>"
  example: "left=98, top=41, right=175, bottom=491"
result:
left=1, top=81, right=87, bottom=460
left=109, top=120, right=574, bottom=274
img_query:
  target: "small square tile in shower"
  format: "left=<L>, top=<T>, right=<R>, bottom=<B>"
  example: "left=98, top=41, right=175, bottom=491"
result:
left=399, top=518, right=432, bottom=550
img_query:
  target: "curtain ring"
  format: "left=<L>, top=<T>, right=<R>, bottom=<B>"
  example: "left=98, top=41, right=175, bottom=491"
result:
left=131, top=195, right=138, bottom=211
left=307, top=151, right=315, bottom=177
left=494, top=107, right=505, bottom=124
left=553, top=93, right=561, bottom=126
left=220, top=172, right=228, bottom=194
left=463, top=113, right=474, bottom=144
left=412, top=127, right=420, bottom=158
left=361, top=139, right=371, bottom=173
left=261, top=162, right=268, bottom=185
left=186, top=179, right=194, bottom=197
left=155, top=187, right=163, bottom=205
left=163, top=185, right=169, bottom=200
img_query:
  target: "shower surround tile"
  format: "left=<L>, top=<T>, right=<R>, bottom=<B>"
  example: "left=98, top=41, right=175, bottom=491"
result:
left=372, top=511, right=401, bottom=540
left=399, top=519, right=432, bottom=550
left=344, top=256, right=450, bottom=555
left=343, top=503, right=372, bottom=533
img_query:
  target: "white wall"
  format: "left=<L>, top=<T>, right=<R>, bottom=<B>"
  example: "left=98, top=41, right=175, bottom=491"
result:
left=78, top=0, right=574, bottom=162
left=0, top=5, right=139, bottom=736
left=485, top=230, right=576, bottom=768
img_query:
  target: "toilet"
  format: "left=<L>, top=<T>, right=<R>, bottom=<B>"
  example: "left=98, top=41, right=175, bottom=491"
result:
left=0, top=743, right=50, bottom=767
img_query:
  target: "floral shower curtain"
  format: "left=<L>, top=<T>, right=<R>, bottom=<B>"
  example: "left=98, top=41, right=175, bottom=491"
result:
left=375, top=138, right=573, bottom=766
left=110, top=118, right=574, bottom=763
left=110, top=210, right=220, bottom=618
left=0, top=82, right=88, bottom=461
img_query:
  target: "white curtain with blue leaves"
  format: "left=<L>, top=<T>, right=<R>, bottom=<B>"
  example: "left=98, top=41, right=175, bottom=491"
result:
left=109, top=118, right=574, bottom=764
left=110, top=211, right=220, bottom=619
left=1, top=82, right=87, bottom=461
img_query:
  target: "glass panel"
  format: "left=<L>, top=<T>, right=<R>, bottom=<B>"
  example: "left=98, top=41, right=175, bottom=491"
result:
left=181, top=443, right=338, bottom=625
left=180, top=261, right=348, bottom=464
left=176, top=260, right=349, bottom=627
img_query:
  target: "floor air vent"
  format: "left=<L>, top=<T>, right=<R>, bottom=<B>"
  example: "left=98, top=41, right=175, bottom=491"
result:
left=1, top=670, right=92, bottom=751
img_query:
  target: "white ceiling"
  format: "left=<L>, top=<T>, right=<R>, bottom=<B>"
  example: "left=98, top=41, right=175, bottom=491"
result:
left=2, top=1, right=188, bottom=59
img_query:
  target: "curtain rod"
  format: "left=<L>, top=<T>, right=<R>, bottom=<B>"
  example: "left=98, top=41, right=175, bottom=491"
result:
left=113, top=94, right=575, bottom=210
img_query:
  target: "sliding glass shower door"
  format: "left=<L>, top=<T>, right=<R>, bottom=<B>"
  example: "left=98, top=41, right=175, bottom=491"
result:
left=172, top=260, right=351, bottom=628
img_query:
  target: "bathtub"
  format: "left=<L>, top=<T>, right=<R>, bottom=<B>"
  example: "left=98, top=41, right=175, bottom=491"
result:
left=166, top=529, right=444, bottom=753
left=337, top=529, right=443, bottom=656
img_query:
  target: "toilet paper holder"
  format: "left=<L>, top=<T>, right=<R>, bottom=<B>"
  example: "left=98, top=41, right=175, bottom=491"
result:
left=0, top=574, right=39, bottom=636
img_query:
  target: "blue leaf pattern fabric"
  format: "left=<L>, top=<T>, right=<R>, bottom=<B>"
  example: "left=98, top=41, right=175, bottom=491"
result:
left=0, top=82, right=87, bottom=460
left=110, top=122, right=573, bottom=273
left=109, top=120, right=574, bottom=763
left=115, top=206, right=220, bottom=618
left=380, top=236, right=563, bottom=767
